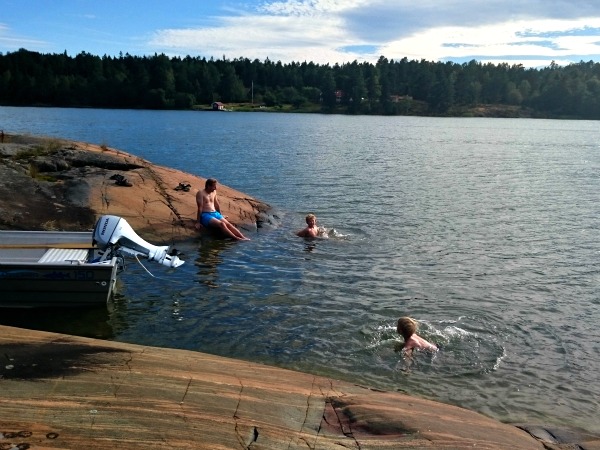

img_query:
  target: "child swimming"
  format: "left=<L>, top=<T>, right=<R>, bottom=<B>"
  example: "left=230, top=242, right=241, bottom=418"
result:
left=397, top=316, right=438, bottom=355
left=296, top=213, right=326, bottom=238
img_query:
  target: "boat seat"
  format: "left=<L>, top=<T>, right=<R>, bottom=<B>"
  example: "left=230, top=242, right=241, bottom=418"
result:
left=38, top=248, right=89, bottom=264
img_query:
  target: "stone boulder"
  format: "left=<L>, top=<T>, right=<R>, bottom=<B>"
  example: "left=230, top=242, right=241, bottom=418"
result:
left=0, top=133, right=271, bottom=243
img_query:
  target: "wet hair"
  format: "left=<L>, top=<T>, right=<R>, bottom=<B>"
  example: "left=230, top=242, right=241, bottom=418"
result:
left=305, top=213, right=316, bottom=223
left=397, top=317, right=418, bottom=341
left=205, top=178, right=217, bottom=188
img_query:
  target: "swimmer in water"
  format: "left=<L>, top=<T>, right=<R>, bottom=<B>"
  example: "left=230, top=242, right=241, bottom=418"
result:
left=296, top=213, right=325, bottom=238
left=396, top=316, right=438, bottom=355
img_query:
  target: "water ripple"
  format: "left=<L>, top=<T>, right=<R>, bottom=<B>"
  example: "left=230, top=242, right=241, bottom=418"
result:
left=1, top=108, right=599, bottom=434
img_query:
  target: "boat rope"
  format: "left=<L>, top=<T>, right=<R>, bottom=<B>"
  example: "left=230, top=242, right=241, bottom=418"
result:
left=133, top=253, right=186, bottom=285
left=134, top=253, right=158, bottom=278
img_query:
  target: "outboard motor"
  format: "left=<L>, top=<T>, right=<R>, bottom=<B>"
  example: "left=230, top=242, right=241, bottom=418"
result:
left=93, top=215, right=184, bottom=268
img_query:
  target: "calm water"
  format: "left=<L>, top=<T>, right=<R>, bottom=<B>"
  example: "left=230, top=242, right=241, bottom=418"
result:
left=1, top=107, right=599, bottom=434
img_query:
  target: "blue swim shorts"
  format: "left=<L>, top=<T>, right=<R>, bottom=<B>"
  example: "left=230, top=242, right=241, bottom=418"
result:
left=200, top=211, right=223, bottom=227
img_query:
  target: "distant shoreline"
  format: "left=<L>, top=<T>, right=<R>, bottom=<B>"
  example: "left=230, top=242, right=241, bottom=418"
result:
left=2, top=102, right=573, bottom=119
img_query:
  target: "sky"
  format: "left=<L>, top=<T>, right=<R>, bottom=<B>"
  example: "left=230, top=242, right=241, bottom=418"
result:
left=2, top=0, right=600, bottom=69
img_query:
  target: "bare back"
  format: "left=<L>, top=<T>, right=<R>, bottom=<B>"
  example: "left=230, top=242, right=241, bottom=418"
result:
left=404, top=334, right=438, bottom=352
left=196, top=188, right=218, bottom=214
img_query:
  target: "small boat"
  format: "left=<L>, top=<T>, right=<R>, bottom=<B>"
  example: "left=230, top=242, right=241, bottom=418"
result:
left=0, top=230, right=119, bottom=308
left=0, top=215, right=184, bottom=308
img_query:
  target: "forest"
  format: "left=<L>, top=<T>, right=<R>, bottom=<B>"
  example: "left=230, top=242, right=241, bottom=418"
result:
left=1, top=48, right=600, bottom=119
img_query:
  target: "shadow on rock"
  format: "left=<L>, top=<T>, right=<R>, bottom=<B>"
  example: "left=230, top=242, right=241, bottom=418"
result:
left=0, top=339, right=128, bottom=381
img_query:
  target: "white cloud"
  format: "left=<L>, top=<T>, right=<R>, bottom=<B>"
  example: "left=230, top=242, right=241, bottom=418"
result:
left=3, top=0, right=599, bottom=67
left=149, top=6, right=364, bottom=63
left=258, top=0, right=368, bottom=15
left=146, top=2, right=600, bottom=67
left=0, top=23, right=48, bottom=49
left=379, top=18, right=600, bottom=66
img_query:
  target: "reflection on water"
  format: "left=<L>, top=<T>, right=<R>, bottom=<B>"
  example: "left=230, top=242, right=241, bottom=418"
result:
left=0, top=304, right=114, bottom=339
left=195, top=238, right=235, bottom=289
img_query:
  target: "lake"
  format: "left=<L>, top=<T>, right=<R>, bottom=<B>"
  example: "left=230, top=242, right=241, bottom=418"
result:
left=1, top=106, right=599, bottom=434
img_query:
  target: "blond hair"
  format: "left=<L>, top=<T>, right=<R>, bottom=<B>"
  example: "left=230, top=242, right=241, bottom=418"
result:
left=305, top=213, right=316, bottom=223
left=397, top=317, right=418, bottom=341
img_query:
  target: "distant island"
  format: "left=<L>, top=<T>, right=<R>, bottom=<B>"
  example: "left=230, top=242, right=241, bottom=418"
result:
left=1, top=49, right=598, bottom=120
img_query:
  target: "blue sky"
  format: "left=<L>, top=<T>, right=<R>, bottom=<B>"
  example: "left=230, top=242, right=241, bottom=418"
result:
left=2, top=0, right=600, bottom=68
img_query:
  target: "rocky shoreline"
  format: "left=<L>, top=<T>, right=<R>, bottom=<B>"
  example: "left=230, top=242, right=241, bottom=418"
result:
left=1, top=133, right=599, bottom=449
left=0, top=133, right=271, bottom=243
left=0, top=324, right=579, bottom=450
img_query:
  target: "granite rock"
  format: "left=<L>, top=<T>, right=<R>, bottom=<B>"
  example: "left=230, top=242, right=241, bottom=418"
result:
left=0, top=133, right=271, bottom=242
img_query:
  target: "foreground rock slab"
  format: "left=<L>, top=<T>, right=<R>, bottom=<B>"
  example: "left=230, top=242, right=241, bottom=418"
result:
left=0, top=325, right=550, bottom=450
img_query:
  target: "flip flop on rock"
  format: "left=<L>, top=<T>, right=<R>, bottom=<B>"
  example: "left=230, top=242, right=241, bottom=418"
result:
left=115, top=178, right=133, bottom=187
left=174, top=182, right=191, bottom=192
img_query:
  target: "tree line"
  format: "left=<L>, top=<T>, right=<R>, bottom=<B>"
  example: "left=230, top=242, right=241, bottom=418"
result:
left=1, top=48, right=600, bottom=119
